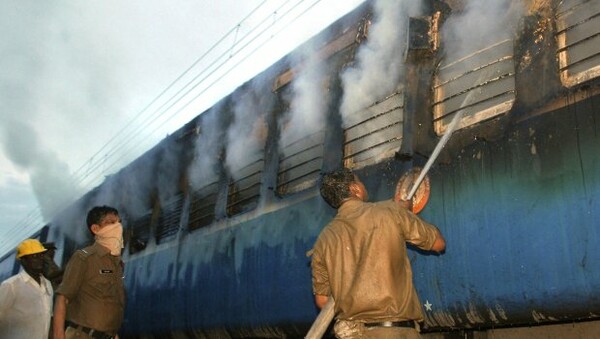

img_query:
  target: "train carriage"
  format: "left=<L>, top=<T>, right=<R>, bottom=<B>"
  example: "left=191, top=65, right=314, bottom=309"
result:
left=2, top=0, right=600, bottom=337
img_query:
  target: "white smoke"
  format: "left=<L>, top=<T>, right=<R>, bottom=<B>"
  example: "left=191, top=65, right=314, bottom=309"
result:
left=442, top=0, right=525, bottom=60
left=225, top=76, right=274, bottom=179
left=339, top=0, right=422, bottom=125
left=0, top=116, right=81, bottom=221
left=189, top=105, right=224, bottom=191
left=279, top=41, right=328, bottom=152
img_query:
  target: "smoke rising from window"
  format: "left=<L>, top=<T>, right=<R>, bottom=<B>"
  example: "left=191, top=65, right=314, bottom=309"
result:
left=278, top=40, right=328, bottom=154
left=339, top=0, right=422, bottom=126
left=441, top=0, right=524, bottom=61
left=189, top=105, right=224, bottom=191
left=225, top=76, right=274, bottom=179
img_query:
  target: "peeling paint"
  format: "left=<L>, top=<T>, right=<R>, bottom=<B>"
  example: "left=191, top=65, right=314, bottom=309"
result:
left=464, top=302, right=486, bottom=324
left=531, top=310, right=558, bottom=322
left=488, top=308, right=499, bottom=323
left=495, top=304, right=508, bottom=320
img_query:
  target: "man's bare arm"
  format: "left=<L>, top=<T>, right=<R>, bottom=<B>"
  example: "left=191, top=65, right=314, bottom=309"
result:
left=53, top=294, right=68, bottom=339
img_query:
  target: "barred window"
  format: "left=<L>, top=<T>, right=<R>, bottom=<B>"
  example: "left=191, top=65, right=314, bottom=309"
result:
left=129, top=213, right=151, bottom=254
left=156, top=193, right=184, bottom=244
left=556, top=0, right=600, bottom=87
left=188, top=179, right=219, bottom=231
left=433, top=39, right=516, bottom=135
left=343, top=90, right=405, bottom=169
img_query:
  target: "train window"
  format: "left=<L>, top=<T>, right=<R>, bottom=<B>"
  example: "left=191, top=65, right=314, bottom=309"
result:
left=188, top=179, right=219, bottom=230
left=277, top=129, right=325, bottom=196
left=343, top=90, right=405, bottom=169
left=433, top=39, right=516, bottom=135
left=556, top=0, right=600, bottom=87
left=129, top=213, right=151, bottom=254
left=275, top=54, right=331, bottom=196
left=226, top=153, right=263, bottom=216
left=156, top=193, right=184, bottom=244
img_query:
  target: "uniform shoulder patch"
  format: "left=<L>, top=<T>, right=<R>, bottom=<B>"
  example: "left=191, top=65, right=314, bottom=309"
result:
left=75, top=245, right=96, bottom=259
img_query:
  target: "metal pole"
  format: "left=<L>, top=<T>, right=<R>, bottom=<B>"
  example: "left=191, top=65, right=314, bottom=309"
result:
left=305, top=298, right=335, bottom=339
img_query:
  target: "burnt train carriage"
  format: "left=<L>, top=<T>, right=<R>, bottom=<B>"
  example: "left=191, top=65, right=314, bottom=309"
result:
left=6, top=0, right=600, bottom=337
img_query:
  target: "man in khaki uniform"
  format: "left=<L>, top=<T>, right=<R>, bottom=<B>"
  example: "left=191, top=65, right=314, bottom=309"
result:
left=53, top=206, right=125, bottom=339
left=310, top=169, right=446, bottom=338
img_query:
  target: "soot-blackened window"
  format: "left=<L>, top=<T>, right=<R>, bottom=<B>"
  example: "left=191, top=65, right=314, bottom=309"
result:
left=129, top=213, right=151, bottom=254
left=277, top=130, right=325, bottom=196
left=226, top=153, right=263, bottom=216
left=156, top=193, right=184, bottom=244
left=555, top=0, right=600, bottom=87
left=343, top=90, right=405, bottom=169
left=188, top=180, right=219, bottom=230
left=433, top=38, right=515, bottom=135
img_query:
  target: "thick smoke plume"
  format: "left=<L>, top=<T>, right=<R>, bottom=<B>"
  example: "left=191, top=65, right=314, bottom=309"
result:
left=226, top=76, right=274, bottom=179
left=189, top=105, right=224, bottom=191
left=279, top=41, right=327, bottom=153
left=442, top=0, right=524, bottom=61
left=0, top=117, right=81, bottom=222
left=339, top=0, right=422, bottom=125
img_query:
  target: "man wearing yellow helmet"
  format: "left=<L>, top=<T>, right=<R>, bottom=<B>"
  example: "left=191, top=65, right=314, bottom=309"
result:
left=0, top=238, right=54, bottom=338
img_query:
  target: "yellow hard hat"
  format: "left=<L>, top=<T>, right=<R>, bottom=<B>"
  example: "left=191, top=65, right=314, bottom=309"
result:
left=16, top=239, right=47, bottom=259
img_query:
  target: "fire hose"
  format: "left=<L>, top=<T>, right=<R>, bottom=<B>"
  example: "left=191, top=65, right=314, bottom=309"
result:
left=305, top=110, right=464, bottom=339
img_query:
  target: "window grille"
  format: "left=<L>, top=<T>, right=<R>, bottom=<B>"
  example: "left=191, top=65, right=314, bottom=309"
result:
left=433, top=39, right=516, bottom=135
left=556, top=0, right=600, bottom=87
left=156, top=194, right=184, bottom=244
left=343, top=91, right=405, bottom=169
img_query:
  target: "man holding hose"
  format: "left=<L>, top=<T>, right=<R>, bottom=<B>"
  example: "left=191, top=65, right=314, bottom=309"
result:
left=310, top=168, right=445, bottom=338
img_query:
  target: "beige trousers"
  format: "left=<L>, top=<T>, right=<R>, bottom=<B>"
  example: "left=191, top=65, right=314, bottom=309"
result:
left=334, top=320, right=422, bottom=339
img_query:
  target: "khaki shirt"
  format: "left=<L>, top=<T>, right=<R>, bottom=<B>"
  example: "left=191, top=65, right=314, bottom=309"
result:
left=311, top=199, right=439, bottom=323
left=56, top=242, right=125, bottom=334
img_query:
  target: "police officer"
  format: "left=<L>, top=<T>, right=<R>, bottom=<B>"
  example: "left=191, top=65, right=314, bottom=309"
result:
left=53, top=206, right=126, bottom=339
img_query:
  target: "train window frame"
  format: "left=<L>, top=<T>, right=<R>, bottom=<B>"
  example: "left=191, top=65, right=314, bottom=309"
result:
left=432, top=39, right=516, bottom=135
left=274, top=79, right=328, bottom=197
left=342, top=88, right=406, bottom=170
left=188, top=179, right=220, bottom=231
left=555, top=0, right=600, bottom=87
left=155, top=192, right=184, bottom=244
left=128, top=212, right=152, bottom=255
left=226, top=153, right=264, bottom=217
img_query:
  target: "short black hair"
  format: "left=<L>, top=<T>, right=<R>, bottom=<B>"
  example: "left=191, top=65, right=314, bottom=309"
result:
left=320, top=168, right=355, bottom=209
left=86, top=205, right=119, bottom=230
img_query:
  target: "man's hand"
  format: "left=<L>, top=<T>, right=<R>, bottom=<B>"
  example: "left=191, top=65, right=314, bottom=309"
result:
left=314, top=294, right=329, bottom=309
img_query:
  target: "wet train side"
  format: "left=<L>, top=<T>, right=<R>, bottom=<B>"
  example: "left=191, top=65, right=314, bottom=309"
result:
left=1, top=0, right=599, bottom=337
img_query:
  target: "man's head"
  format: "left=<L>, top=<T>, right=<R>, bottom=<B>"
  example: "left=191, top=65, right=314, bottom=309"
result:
left=16, top=239, right=47, bottom=275
left=320, top=168, right=368, bottom=208
left=87, top=205, right=120, bottom=235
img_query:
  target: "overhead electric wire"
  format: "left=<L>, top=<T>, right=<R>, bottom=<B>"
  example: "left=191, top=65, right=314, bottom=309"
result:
left=71, top=0, right=272, bottom=188
left=72, top=0, right=303, bottom=189
left=75, top=0, right=310, bottom=189
left=1, top=0, right=336, bottom=255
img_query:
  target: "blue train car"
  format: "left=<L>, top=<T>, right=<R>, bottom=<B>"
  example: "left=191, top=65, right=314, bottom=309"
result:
left=2, top=0, right=600, bottom=337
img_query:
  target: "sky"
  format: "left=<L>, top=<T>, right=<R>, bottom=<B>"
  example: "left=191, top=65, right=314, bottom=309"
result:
left=0, top=0, right=366, bottom=256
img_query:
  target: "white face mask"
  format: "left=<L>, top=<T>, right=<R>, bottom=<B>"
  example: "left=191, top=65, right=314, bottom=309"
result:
left=95, top=222, right=124, bottom=256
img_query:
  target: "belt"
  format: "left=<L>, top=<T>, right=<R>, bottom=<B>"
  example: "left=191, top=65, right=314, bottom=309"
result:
left=66, top=321, right=115, bottom=339
left=364, top=320, right=416, bottom=328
